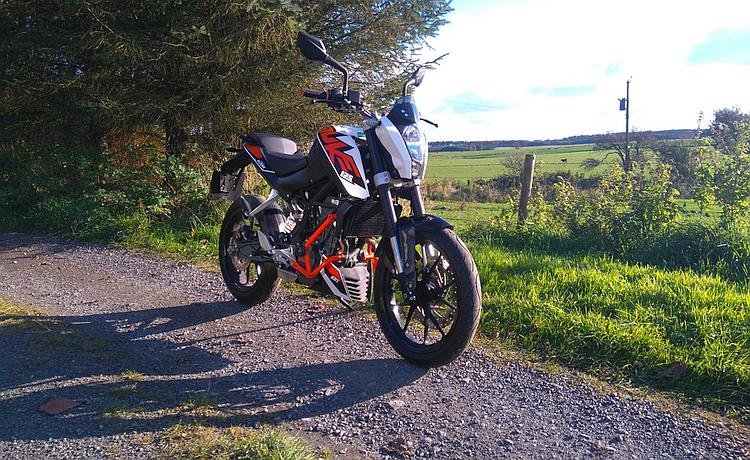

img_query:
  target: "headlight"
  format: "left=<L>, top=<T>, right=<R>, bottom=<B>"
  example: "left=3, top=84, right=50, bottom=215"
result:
left=400, top=123, right=429, bottom=179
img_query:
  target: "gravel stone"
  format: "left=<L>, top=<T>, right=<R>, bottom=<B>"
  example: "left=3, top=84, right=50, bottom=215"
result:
left=0, top=233, right=748, bottom=459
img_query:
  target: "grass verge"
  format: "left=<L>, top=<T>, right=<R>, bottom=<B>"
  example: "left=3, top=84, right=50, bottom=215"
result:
left=158, top=424, right=316, bottom=460
left=471, top=243, right=750, bottom=418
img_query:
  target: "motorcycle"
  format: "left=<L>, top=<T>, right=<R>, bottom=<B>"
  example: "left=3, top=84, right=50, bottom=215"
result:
left=208, top=31, right=481, bottom=367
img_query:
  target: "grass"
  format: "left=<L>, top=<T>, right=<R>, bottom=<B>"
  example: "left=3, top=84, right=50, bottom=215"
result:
left=471, top=244, right=750, bottom=416
left=158, top=424, right=316, bottom=460
left=0, top=298, right=46, bottom=329
left=425, top=199, right=508, bottom=231
left=121, top=369, right=145, bottom=381
left=427, top=144, right=617, bottom=180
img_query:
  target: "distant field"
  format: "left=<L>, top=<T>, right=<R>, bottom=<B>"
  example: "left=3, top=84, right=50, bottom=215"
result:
left=426, top=144, right=619, bottom=180
left=425, top=200, right=506, bottom=231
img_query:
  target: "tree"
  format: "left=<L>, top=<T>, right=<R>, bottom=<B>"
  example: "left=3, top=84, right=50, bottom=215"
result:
left=0, top=0, right=452, bottom=154
left=710, top=107, right=750, bottom=155
left=502, top=151, right=527, bottom=176
left=696, top=114, right=750, bottom=227
left=593, top=130, right=654, bottom=172
left=651, top=139, right=698, bottom=186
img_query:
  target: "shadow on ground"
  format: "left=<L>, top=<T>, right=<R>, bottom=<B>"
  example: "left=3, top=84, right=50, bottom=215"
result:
left=0, top=298, right=426, bottom=442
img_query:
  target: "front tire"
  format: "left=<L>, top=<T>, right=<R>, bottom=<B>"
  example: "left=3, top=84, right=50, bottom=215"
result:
left=373, top=228, right=482, bottom=367
left=219, top=196, right=282, bottom=306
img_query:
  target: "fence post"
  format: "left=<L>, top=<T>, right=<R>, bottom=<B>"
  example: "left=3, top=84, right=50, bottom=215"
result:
left=518, top=153, right=536, bottom=225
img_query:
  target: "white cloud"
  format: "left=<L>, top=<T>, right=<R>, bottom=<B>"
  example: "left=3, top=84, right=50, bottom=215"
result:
left=413, top=0, right=750, bottom=140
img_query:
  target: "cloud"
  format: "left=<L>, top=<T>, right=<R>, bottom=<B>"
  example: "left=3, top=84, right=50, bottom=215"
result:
left=414, top=0, right=750, bottom=141
left=688, top=28, right=750, bottom=65
left=606, top=62, right=622, bottom=76
left=530, top=85, right=596, bottom=97
left=437, top=91, right=515, bottom=114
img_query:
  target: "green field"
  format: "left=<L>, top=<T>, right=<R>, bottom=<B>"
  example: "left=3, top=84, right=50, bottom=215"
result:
left=425, top=200, right=507, bottom=230
left=426, top=144, right=618, bottom=180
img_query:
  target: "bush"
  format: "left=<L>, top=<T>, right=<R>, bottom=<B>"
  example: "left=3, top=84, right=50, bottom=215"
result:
left=695, top=123, right=750, bottom=228
left=548, top=164, right=679, bottom=253
left=469, top=163, right=750, bottom=281
left=0, top=141, right=258, bottom=243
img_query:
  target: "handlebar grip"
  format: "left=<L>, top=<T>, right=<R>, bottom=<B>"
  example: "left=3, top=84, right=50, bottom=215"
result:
left=302, top=89, right=327, bottom=99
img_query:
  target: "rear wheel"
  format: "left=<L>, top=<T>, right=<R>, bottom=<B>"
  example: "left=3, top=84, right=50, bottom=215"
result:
left=373, top=228, right=482, bottom=367
left=219, top=196, right=282, bottom=306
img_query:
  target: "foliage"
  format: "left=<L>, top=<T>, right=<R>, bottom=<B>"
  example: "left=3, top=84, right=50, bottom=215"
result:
left=548, top=163, right=680, bottom=253
left=651, top=139, right=699, bottom=188
left=1, top=0, right=451, bottom=152
left=422, top=172, right=601, bottom=203
left=710, top=107, right=750, bottom=155
left=159, top=424, right=316, bottom=460
left=500, top=151, right=527, bottom=176
left=593, top=130, right=655, bottom=172
left=695, top=121, right=750, bottom=228
left=462, top=164, right=750, bottom=281
left=0, top=140, right=241, bottom=247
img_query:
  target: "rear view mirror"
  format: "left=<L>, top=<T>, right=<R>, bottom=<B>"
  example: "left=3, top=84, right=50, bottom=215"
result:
left=412, top=67, right=426, bottom=87
left=297, top=31, right=328, bottom=62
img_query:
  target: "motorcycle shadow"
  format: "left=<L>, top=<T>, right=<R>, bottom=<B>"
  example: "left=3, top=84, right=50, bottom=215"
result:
left=0, top=298, right=427, bottom=442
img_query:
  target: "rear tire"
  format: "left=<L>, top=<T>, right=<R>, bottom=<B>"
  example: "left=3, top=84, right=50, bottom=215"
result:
left=219, top=196, right=283, bottom=306
left=373, top=228, right=482, bottom=367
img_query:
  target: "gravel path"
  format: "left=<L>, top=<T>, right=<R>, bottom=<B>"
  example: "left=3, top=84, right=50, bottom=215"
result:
left=0, top=233, right=747, bottom=459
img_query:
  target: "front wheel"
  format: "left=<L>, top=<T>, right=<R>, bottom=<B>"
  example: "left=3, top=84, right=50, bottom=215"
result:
left=373, top=228, right=482, bottom=367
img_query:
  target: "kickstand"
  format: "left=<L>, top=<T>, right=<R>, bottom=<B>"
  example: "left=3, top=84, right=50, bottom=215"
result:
left=336, top=297, right=355, bottom=311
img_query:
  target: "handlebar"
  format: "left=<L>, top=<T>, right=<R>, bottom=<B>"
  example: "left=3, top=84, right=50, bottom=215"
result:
left=302, top=89, right=328, bottom=100
left=301, top=88, right=367, bottom=116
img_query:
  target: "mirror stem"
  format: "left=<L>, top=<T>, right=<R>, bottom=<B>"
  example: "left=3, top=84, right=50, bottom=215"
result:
left=325, top=56, right=349, bottom=94
left=402, top=79, right=413, bottom=97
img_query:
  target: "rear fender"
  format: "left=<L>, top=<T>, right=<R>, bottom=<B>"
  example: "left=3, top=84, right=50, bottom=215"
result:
left=208, top=152, right=252, bottom=201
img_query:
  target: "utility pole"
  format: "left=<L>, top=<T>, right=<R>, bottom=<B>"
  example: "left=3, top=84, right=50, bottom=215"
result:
left=625, top=78, right=630, bottom=167
left=619, top=78, right=631, bottom=170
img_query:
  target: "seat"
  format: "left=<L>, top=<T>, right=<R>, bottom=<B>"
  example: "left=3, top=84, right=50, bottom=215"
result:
left=252, top=134, right=308, bottom=176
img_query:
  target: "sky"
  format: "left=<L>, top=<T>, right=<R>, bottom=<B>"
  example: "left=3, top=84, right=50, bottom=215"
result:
left=413, top=0, right=750, bottom=141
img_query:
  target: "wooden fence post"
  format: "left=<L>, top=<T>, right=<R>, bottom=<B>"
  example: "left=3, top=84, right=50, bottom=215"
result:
left=518, top=153, right=536, bottom=225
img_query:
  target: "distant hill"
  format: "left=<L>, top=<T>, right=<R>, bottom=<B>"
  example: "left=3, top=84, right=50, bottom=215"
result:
left=429, top=129, right=696, bottom=152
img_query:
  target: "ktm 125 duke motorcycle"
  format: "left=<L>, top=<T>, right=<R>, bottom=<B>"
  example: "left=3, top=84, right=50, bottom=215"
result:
left=208, top=31, right=481, bottom=367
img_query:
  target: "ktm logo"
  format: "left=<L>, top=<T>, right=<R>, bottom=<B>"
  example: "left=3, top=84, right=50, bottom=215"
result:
left=318, top=126, right=361, bottom=179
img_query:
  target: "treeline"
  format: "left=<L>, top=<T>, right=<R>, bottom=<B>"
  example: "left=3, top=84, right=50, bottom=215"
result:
left=430, top=129, right=696, bottom=152
left=0, top=1, right=452, bottom=237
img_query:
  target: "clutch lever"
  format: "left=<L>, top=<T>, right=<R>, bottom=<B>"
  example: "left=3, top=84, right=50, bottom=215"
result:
left=421, top=117, right=439, bottom=128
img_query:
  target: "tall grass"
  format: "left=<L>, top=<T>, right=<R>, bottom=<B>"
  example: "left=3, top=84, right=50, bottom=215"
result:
left=473, top=244, right=750, bottom=415
left=471, top=219, right=750, bottom=282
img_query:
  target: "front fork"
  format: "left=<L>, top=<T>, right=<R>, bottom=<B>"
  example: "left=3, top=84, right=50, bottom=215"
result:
left=366, top=131, right=425, bottom=301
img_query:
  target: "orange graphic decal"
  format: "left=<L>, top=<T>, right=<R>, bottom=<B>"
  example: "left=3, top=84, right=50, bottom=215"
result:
left=318, top=126, right=361, bottom=179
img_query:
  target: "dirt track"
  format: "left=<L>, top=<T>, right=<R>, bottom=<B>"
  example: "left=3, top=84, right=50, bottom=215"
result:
left=0, top=233, right=747, bottom=459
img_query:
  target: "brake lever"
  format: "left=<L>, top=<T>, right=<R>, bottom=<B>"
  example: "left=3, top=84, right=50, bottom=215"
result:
left=421, top=117, right=439, bottom=128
